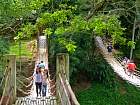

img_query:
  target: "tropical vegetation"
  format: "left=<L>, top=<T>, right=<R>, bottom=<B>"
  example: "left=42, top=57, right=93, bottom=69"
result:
left=0, top=0, right=140, bottom=104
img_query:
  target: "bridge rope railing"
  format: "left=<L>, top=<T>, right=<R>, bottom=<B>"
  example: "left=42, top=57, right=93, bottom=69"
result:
left=20, top=75, right=33, bottom=82
left=48, top=72, right=56, bottom=96
left=16, top=88, right=31, bottom=95
left=17, top=78, right=33, bottom=88
left=16, top=78, right=33, bottom=96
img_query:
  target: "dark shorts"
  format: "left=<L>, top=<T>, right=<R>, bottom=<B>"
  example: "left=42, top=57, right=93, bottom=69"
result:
left=108, top=50, right=112, bottom=52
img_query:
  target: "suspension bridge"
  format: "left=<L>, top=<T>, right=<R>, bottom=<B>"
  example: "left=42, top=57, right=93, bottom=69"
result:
left=0, top=36, right=140, bottom=105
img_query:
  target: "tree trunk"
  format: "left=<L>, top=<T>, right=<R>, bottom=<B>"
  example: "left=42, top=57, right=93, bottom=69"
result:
left=130, top=19, right=136, bottom=60
left=136, top=0, right=140, bottom=23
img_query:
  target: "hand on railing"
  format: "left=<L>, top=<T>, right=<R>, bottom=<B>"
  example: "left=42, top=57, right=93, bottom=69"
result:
left=47, top=73, right=56, bottom=96
left=25, top=75, right=34, bottom=81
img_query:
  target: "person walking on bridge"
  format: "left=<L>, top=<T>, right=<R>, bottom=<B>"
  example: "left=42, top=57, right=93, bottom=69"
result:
left=107, top=43, right=113, bottom=56
left=33, top=67, right=43, bottom=97
left=126, top=60, right=136, bottom=78
left=39, top=61, right=45, bottom=69
left=122, top=57, right=130, bottom=74
left=42, top=69, right=48, bottom=97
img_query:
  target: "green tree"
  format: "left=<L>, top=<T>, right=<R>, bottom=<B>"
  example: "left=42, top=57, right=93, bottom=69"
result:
left=10, top=0, right=139, bottom=86
left=0, top=0, right=50, bottom=36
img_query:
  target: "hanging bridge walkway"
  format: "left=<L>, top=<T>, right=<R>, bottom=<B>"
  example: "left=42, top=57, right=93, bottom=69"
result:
left=0, top=36, right=140, bottom=105
left=95, top=36, right=140, bottom=87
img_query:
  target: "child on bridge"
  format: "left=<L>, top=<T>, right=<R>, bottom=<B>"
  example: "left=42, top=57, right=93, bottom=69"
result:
left=122, top=57, right=130, bottom=66
left=42, top=69, right=48, bottom=97
left=39, top=61, right=45, bottom=69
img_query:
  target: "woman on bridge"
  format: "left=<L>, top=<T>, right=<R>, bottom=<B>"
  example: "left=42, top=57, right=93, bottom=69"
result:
left=33, top=67, right=43, bottom=97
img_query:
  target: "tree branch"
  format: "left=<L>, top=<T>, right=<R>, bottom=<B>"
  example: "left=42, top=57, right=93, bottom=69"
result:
left=86, top=0, right=107, bottom=20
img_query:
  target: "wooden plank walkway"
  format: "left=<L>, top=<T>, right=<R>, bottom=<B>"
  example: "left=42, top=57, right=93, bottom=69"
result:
left=95, top=36, right=140, bottom=87
left=15, top=96, right=56, bottom=105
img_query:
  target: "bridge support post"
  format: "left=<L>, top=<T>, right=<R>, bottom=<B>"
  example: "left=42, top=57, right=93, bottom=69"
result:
left=56, top=53, right=69, bottom=104
left=9, top=55, right=16, bottom=103
left=56, top=53, right=69, bottom=81
left=6, top=54, right=16, bottom=104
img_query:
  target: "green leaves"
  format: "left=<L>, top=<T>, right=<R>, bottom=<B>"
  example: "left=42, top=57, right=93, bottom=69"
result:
left=36, top=9, right=72, bottom=27
left=0, top=0, right=50, bottom=26
left=89, top=15, right=126, bottom=45
left=15, top=23, right=36, bottom=40
left=43, top=28, right=53, bottom=36
left=66, top=43, right=77, bottom=53
left=0, top=37, right=9, bottom=91
left=57, top=37, right=77, bottom=53
left=64, top=14, right=126, bottom=45
left=127, top=41, right=136, bottom=49
left=0, top=37, right=9, bottom=55
left=36, top=12, right=52, bottom=26
left=70, top=16, right=88, bottom=31
left=51, top=10, right=68, bottom=24
left=16, top=9, right=128, bottom=54
left=90, top=17, right=106, bottom=36
left=55, top=27, right=66, bottom=35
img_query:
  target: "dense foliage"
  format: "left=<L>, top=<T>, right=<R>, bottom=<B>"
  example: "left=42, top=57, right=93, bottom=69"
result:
left=59, top=32, right=115, bottom=87
left=13, top=0, right=138, bottom=56
left=0, top=0, right=140, bottom=104
left=2, top=0, right=139, bottom=84
left=0, top=0, right=49, bottom=25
